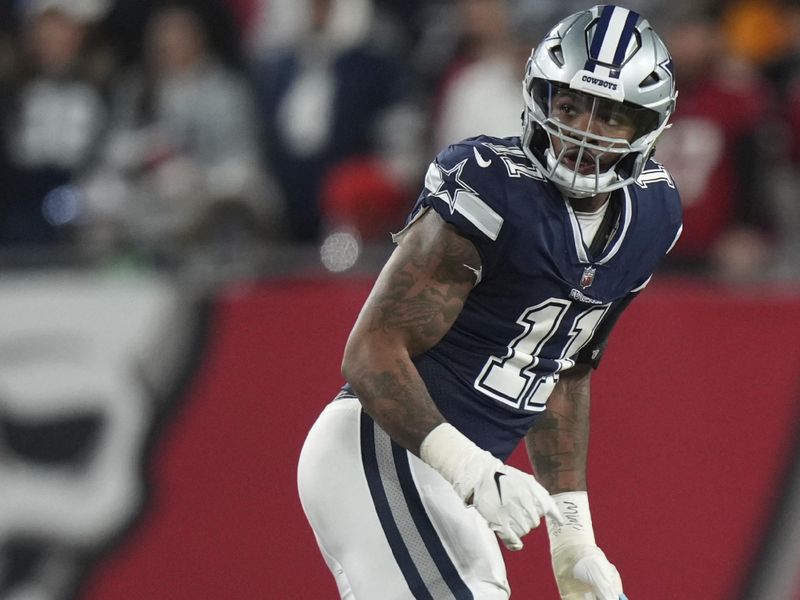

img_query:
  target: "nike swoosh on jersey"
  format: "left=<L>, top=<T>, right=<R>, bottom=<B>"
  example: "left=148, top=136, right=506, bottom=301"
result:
left=473, top=146, right=492, bottom=168
left=493, top=471, right=506, bottom=502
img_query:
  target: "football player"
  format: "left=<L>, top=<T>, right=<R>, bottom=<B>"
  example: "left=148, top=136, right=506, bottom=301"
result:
left=298, top=5, right=682, bottom=599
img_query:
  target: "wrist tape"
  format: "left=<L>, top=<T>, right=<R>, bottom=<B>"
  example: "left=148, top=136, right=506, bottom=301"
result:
left=420, top=423, right=496, bottom=501
left=547, top=491, right=596, bottom=550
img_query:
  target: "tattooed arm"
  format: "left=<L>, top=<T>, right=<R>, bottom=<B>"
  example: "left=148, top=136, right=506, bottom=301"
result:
left=527, top=367, right=628, bottom=598
left=525, top=364, right=592, bottom=494
left=341, top=209, right=481, bottom=456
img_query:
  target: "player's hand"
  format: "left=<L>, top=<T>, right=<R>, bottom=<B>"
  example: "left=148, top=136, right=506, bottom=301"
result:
left=551, top=543, right=624, bottom=600
left=419, top=423, right=564, bottom=551
left=470, top=462, right=564, bottom=551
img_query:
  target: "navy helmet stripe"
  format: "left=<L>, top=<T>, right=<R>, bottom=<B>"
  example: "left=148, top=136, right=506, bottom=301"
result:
left=585, top=4, right=615, bottom=71
left=585, top=6, right=641, bottom=77
left=391, top=442, right=475, bottom=600
left=360, top=412, right=435, bottom=600
left=612, top=10, right=640, bottom=67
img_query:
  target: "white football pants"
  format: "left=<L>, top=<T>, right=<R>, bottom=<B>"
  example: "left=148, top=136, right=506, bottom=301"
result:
left=297, top=395, right=510, bottom=600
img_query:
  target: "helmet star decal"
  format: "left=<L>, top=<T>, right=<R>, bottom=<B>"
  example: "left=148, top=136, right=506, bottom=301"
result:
left=659, top=56, right=674, bottom=77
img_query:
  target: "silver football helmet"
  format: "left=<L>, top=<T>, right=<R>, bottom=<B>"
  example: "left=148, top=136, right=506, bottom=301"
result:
left=522, top=4, right=677, bottom=198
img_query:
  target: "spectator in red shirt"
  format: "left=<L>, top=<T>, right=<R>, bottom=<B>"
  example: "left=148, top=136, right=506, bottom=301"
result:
left=657, top=11, right=776, bottom=279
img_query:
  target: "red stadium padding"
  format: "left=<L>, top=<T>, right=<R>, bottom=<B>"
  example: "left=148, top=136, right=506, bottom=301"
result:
left=82, top=276, right=800, bottom=600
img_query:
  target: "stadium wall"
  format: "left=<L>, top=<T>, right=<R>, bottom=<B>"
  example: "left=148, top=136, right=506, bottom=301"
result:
left=64, top=275, right=800, bottom=600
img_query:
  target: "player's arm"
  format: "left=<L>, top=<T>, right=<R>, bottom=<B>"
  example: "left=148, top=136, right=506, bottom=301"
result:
left=525, top=363, right=592, bottom=494
left=341, top=208, right=478, bottom=454
left=526, top=367, right=625, bottom=600
left=525, top=287, right=640, bottom=492
left=342, top=208, right=563, bottom=550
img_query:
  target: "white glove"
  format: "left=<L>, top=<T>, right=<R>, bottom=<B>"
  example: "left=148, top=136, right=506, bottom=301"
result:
left=420, top=423, right=564, bottom=551
left=547, top=492, right=625, bottom=600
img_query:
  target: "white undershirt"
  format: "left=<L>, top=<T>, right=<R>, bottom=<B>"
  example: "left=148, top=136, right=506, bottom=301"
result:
left=574, top=200, right=609, bottom=248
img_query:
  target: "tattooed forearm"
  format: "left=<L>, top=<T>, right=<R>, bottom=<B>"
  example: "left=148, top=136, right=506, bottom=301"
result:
left=349, top=358, right=444, bottom=454
left=525, top=369, right=591, bottom=493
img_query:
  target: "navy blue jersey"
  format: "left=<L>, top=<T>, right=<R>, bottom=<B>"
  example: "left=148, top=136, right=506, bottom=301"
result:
left=351, top=135, right=682, bottom=460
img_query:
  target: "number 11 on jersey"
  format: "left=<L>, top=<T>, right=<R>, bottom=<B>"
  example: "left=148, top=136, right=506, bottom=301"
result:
left=474, top=298, right=610, bottom=412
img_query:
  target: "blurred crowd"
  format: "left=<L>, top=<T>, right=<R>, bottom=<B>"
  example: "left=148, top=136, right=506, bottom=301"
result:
left=0, top=0, right=799, bottom=281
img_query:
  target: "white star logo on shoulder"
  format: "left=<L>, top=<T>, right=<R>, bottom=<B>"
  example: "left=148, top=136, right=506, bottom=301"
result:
left=426, top=158, right=473, bottom=213
left=423, top=157, right=504, bottom=240
left=473, top=146, right=492, bottom=168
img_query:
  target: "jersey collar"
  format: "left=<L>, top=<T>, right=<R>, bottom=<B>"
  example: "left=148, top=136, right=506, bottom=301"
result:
left=564, top=186, right=633, bottom=264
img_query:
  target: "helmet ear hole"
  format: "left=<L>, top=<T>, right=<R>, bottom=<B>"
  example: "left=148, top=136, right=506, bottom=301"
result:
left=548, top=46, right=565, bottom=67
left=639, top=72, right=661, bottom=88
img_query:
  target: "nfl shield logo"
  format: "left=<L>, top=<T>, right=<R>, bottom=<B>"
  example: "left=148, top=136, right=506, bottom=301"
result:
left=580, top=266, right=596, bottom=289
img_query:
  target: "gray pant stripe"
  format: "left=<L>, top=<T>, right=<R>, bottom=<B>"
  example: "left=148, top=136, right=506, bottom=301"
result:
left=372, top=423, right=457, bottom=600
